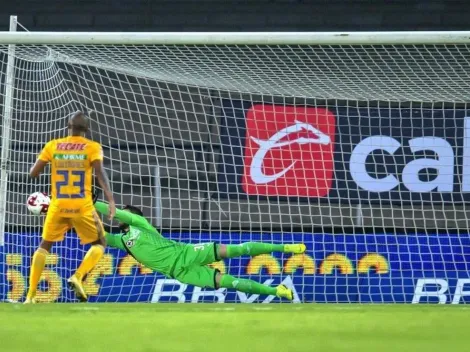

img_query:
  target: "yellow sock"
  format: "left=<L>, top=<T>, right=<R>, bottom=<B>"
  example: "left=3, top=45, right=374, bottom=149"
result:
left=75, top=245, right=104, bottom=281
left=26, top=248, right=48, bottom=299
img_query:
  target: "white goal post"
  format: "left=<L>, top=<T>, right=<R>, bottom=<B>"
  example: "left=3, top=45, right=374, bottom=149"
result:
left=1, top=24, right=470, bottom=304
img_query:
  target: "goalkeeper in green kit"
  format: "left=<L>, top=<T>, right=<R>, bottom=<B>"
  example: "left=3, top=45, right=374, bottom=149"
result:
left=94, top=201, right=306, bottom=301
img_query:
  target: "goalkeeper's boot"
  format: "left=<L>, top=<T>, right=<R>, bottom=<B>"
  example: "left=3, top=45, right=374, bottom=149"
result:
left=23, top=296, right=37, bottom=304
left=276, top=284, right=293, bottom=301
left=67, top=275, right=88, bottom=302
left=284, top=243, right=306, bottom=254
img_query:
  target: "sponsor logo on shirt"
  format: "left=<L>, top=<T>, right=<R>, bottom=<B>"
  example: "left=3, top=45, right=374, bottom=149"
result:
left=56, top=143, right=86, bottom=151
left=53, top=154, right=87, bottom=160
left=60, top=208, right=80, bottom=214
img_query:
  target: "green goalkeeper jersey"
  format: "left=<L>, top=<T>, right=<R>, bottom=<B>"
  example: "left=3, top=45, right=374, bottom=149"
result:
left=94, top=202, right=185, bottom=277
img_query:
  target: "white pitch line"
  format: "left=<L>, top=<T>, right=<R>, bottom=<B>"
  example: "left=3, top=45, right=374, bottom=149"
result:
left=252, top=306, right=273, bottom=311
left=334, top=307, right=363, bottom=310
left=70, top=307, right=100, bottom=311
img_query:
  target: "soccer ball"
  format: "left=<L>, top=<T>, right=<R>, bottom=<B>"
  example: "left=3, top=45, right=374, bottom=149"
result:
left=27, top=192, right=50, bottom=215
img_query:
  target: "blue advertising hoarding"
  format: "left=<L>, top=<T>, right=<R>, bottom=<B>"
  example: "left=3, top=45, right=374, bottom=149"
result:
left=1, top=232, right=469, bottom=304
left=217, top=100, right=470, bottom=204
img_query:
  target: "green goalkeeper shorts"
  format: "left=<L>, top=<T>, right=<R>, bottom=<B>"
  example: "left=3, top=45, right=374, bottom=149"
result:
left=171, top=243, right=219, bottom=289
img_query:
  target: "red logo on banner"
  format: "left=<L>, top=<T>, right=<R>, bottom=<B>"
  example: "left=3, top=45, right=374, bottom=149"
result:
left=242, top=104, right=336, bottom=197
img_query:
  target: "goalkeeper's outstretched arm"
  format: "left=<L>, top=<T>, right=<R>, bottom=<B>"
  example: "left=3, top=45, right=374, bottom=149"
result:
left=95, top=201, right=158, bottom=235
left=104, top=232, right=126, bottom=250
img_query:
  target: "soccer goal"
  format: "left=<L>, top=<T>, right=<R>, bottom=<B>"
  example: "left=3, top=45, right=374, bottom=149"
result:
left=1, top=16, right=470, bottom=303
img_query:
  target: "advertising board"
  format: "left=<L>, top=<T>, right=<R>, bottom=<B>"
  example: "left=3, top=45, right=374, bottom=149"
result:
left=218, top=100, right=470, bottom=204
left=2, top=232, right=468, bottom=304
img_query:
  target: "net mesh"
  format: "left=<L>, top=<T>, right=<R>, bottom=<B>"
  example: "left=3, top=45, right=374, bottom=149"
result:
left=1, top=37, right=470, bottom=303
left=11, top=43, right=470, bottom=102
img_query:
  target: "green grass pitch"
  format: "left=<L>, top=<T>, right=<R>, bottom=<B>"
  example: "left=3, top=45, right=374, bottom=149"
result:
left=0, top=304, right=467, bottom=352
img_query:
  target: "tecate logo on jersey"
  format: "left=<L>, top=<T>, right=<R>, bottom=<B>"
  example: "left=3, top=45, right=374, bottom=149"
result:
left=242, top=104, right=336, bottom=197
left=350, top=117, right=470, bottom=193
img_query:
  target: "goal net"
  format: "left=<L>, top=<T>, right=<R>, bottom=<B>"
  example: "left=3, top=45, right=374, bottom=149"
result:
left=1, top=29, right=470, bottom=304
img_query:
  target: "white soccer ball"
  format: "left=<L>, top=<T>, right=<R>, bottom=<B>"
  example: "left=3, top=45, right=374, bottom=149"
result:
left=27, top=192, right=50, bottom=215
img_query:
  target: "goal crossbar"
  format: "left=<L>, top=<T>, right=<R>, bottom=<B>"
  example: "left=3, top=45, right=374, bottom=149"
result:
left=0, top=31, right=469, bottom=45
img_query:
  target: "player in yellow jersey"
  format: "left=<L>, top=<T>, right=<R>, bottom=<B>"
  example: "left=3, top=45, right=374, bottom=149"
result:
left=24, top=111, right=116, bottom=304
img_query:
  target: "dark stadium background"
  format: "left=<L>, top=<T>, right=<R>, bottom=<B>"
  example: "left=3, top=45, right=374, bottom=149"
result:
left=0, top=0, right=468, bottom=32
